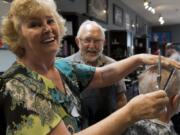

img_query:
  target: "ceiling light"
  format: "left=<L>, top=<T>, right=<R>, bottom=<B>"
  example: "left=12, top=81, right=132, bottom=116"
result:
left=144, top=1, right=149, bottom=9
left=145, top=5, right=149, bottom=9
left=143, top=1, right=164, bottom=25
left=144, top=1, right=149, bottom=7
left=158, top=16, right=165, bottom=25
left=151, top=8, right=156, bottom=14
left=159, top=16, right=163, bottom=21
left=160, top=20, right=165, bottom=25
left=148, top=6, right=152, bottom=11
left=144, top=1, right=155, bottom=14
left=103, top=10, right=107, bottom=14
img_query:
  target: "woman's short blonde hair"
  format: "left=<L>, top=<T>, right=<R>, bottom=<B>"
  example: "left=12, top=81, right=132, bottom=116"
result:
left=1, top=0, right=66, bottom=58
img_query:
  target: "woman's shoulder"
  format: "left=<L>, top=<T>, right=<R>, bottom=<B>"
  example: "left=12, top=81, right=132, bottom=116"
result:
left=55, top=58, right=95, bottom=74
left=55, top=58, right=74, bottom=68
left=55, top=58, right=95, bottom=88
left=1, top=62, right=21, bottom=79
left=0, top=61, right=36, bottom=94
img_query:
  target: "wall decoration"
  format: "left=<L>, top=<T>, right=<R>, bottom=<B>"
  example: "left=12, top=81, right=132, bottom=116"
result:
left=125, top=12, right=130, bottom=30
left=135, top=15, right=139, bottom=34
left=135, top=15, right=146, bottom=35
left=113, top=4, right=123, bottom=26
left=151, top=32, right=172, bottom=44
left=87, top=0, right=108, bottom=23
left=65, top=21, right=73, bottom=36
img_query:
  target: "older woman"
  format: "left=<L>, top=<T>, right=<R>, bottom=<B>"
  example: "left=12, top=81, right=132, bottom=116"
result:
left=1, top=0, right=180, bottom=135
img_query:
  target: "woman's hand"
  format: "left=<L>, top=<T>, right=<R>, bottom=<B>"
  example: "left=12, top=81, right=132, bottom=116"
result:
left=136, top=54, right=180, bottom=69
left=126, top=90, right=169, bottom=122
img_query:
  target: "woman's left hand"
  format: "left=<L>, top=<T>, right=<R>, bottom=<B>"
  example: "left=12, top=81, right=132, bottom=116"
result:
left=137, top=54, right=180, bottom=69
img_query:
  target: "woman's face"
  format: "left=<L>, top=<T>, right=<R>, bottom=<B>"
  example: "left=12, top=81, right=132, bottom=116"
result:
left=20, top=12, right=60, bottom=58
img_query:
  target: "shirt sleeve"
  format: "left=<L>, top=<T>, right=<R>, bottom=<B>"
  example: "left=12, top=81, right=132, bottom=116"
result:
left=55, top=59, right=96, bottom=92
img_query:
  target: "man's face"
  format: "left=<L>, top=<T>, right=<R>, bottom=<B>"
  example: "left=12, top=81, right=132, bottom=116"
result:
left=165, top=47, right=174, bottom=57
left=77, top=25, right=105, bottom=63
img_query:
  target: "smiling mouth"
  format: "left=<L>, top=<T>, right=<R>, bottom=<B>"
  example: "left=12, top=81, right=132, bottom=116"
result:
left=41, top=37, right=55, bottom=44
left=87, top=50, right=98, bottom=54
left=87, top=52, right=98, bottom=57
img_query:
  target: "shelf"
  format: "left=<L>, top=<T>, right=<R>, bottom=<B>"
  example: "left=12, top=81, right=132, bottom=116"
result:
left=57, top=12, right=89, bottom=57
left=105, top=30, right=128, bottom=60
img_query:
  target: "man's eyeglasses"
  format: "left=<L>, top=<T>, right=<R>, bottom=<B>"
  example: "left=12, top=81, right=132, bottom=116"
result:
left=79, top=38, right=104, bottom=45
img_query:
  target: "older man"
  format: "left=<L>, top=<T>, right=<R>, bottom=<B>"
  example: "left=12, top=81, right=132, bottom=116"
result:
left=166, top=43, right=180, bottom=62
left=63, top=20, right=127, bottom=127
left=165, top=43, right=180, bottom=134
left=123, top=66, right=180, bottom=135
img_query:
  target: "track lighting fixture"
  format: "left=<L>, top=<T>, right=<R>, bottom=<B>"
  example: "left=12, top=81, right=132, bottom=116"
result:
left=158, top=15, right=165, bottom=25
left=143, top=0, right=164, bottom=25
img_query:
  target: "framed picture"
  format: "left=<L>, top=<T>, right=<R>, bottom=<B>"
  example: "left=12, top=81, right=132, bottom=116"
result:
left=125, top=12, right=130, bottom=30
left=113, top=4, right=123, bottom=26
left=87, top=0, right=108, bottom=23
left=65, top=21, right=73, bottom=36
left=135, top=15, right=140, bottom=34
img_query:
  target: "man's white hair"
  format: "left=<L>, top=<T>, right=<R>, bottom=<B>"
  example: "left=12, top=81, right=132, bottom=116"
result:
left=76, top=20, right=106, bottom=39
left=138, top=66, right=180, bottom=97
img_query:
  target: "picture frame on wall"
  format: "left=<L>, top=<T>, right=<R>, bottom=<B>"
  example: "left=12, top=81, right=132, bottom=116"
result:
left=113, top=4, right=123, bottom=26
left=87, top=0, right=108, bottom=23
left=125, top=12, right=130, bottom=30
left=65, top=21, right=73, bottom=36
left=135, top=15, right=140, bottom=34
left=135, top=15, right=146, bottom=35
